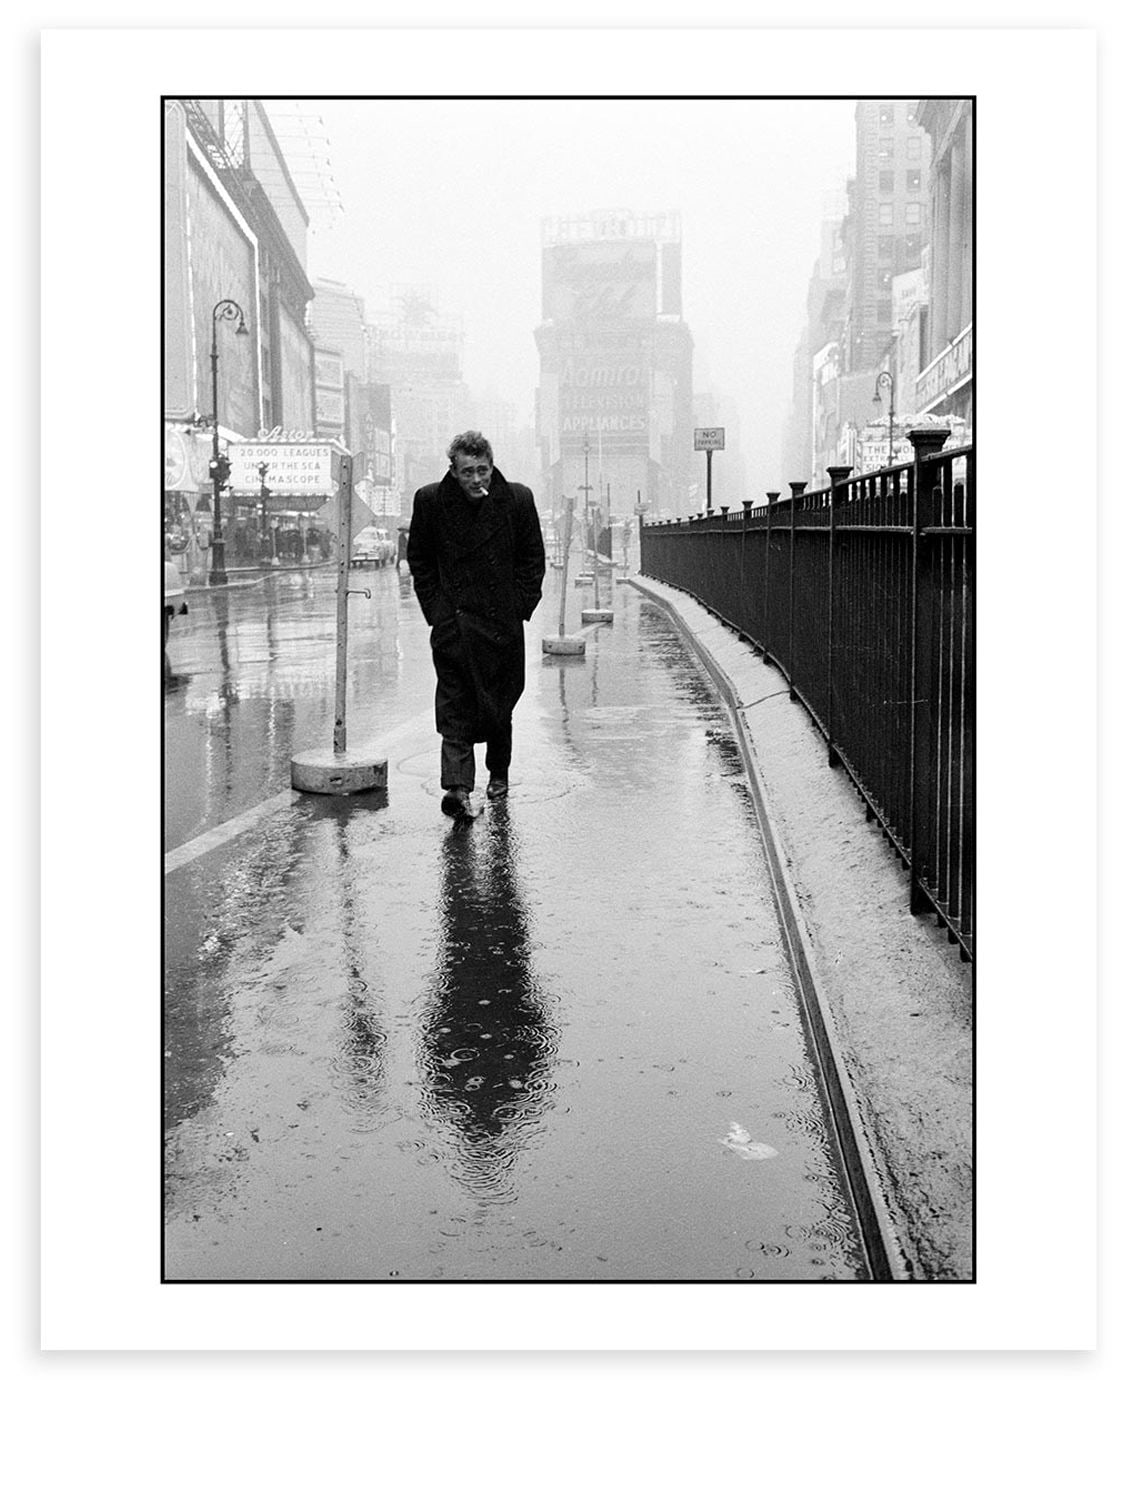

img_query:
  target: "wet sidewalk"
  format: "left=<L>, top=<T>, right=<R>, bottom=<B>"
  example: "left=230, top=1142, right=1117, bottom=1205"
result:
left=163, top=567, right=869, bottom=1281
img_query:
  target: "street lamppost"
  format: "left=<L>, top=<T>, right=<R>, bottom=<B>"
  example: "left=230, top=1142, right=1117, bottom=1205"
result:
left=208, top=298, right=249, bottom=585
left=873, top=367, right=896, bottom=469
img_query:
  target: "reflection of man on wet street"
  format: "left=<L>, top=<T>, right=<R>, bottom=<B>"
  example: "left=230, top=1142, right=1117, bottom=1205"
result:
left=408, top=431, right=546, bottom=818
left=419, top=813, right=556, bottom=1201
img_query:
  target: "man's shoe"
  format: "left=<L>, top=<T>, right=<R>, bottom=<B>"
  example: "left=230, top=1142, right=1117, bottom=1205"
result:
left=441, top=788, right=475, bottom=818
left=486, top=777, right=509, bottom=800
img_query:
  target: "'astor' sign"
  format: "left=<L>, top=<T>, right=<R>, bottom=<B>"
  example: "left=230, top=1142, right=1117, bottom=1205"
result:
left=255, top=426, right=316, bottom=442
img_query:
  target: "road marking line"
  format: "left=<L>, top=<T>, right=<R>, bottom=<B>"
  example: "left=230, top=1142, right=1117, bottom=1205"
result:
left=164, top=709, right=436, bottom=874
left=164, top=790, right=295, bottom=874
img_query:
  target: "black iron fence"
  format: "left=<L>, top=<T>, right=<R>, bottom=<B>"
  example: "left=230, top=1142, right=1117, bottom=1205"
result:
left=641, top=428, right=974, bottom=961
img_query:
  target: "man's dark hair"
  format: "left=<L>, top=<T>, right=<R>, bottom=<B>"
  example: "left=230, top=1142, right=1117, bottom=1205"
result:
left=447, top=430, right=493, bottom=467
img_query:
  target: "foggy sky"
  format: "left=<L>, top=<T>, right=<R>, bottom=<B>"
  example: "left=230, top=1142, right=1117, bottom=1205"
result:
left=305, top=97, right=856, bottom=503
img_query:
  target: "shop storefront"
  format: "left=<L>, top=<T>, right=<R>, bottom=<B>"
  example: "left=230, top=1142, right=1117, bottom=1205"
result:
left=164, top=421, right=219, bottom=582
left=915, top=323, right=973, bottom=439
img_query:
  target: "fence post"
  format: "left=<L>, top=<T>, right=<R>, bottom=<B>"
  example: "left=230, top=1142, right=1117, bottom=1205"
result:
left=825, top=465, right=852, bottom=767
left=907, top=427, right=951, bottom=916
left=787, top=481, right=807, bottom=699
left=739, top=501, right=751, bottom=640
left=763, top=492, right=779, bottom=666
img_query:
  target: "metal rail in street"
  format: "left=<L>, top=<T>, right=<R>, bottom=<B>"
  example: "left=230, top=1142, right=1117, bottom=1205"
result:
left=628, top=577, right=911, bottom=1284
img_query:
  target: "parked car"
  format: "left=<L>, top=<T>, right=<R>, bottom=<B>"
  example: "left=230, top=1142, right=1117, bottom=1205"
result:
left=163, top=559, right=188, bottom=646
left=351, top=525, right=395, bottom=567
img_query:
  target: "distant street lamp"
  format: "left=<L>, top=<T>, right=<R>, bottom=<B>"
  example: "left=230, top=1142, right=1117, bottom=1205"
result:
left=873, top=367, right=896, bottom=469
left=208, top=298, right=249, bottom=585
left=257, top=461, right=273, bottom=563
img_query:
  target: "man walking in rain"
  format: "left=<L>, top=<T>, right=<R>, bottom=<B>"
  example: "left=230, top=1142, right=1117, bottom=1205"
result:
left=408, top=431, right=546, bottom=819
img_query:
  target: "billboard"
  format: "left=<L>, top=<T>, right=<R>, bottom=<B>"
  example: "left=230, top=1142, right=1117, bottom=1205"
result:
left=227, top=441, right=337, bottom=496
left=314, top=347, right=345, bottom=436
left=347, top=381, right=393, bottom=482
left=370, top=323, right=462, bottom=383
left=555, top=346, right=651, bottom=456
left=543, top=241, right=658, bottom=324
left=659, top=240, right=682, bottom=317
left=163, top=425, right=213, bottom=492
left=314, top=349, right=344, bottom=389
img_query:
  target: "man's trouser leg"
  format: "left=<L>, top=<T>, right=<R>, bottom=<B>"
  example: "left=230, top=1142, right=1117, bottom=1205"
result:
left=433, top=621, right=477, bottom=790
left=485, top=722, right=512, bottom=780
left=441, top=737, right=476, bottom=791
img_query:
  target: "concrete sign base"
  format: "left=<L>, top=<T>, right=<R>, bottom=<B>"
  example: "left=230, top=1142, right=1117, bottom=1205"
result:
left=291, top=748, right=389, bottom=795
left=542, top=635, right=587, bottom=656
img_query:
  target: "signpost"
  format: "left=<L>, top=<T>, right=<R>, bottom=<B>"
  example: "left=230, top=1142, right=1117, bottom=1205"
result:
left=291, top=450, right=389, bottom=796
left=579, top=435, right=612, bottom=624
left=542, top=496, right=586, bottom=658
left=694, top=427, right=725, bottom=515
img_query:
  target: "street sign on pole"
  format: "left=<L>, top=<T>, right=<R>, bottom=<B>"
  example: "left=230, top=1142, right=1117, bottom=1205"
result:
left=290, top=451, right=389, bottom=796
left=695, top=429, right=725, bottom=513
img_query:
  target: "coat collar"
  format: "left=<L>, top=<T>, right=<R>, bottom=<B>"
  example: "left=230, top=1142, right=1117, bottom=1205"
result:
left=438, top=466, right=512, bottom=508
left=437, top=466, right=512, bottom=548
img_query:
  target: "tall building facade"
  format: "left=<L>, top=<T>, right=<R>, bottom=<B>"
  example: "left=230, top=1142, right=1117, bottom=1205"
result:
left=473, top=393, right=538, bottom=488
left=783, top=197, right=849, bottom=483
left=785, top=100, right=949, bottom=485
left=164, top=98, right=319, bottom=576
left=914, top=99, right=973, bottom=432
left=367, top=287, right=471, bottom=510
left=307, top=279, right=368, bottom=446
left=843, top=100, right=932, bottom=376
left=535, top=210, right=693, bottom=528
left=308, top=278, right=368, bottom=382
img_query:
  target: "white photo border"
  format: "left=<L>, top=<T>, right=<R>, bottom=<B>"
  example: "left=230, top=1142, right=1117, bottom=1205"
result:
left=40, top=25, right=1097, bottom=1351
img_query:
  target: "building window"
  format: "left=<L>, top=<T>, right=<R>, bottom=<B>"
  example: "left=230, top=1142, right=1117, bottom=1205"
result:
left=907, top=136, right=922, bottom=160
left=878, top=235, right=895, bottom=260
left=904, top=233, right=923, bottom=260
left=907, top=169, right=922, bottom=193
left=878, top=137, right=895, bottom=161
left=877, top=268, right=893, bottom=291
left=905, top=202, right=923, bottom=226
left=878, top=202, right=894, bottom=226
left=879, top=105, right=895, bottom=126
left=879, top=170, right=895, bottom=193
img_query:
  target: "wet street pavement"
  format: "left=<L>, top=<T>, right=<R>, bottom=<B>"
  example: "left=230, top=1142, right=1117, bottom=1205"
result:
left=164, top=561, right=868, bottom=1280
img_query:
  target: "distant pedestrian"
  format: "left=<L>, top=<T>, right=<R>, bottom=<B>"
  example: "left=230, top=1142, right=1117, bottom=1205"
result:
left=408, top=431, right=546, bottom=819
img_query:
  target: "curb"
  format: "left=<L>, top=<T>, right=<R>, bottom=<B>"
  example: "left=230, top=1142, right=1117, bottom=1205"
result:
left=184, top=562, right=339, bottom=593
left=184, top=578, right=265, bottom=593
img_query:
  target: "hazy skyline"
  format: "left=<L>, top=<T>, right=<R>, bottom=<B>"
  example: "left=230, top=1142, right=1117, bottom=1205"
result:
left=304, top=97, right=857, bottom=502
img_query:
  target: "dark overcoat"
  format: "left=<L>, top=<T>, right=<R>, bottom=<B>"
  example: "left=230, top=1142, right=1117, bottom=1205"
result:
left=407, top=468, right=546, bottom=743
